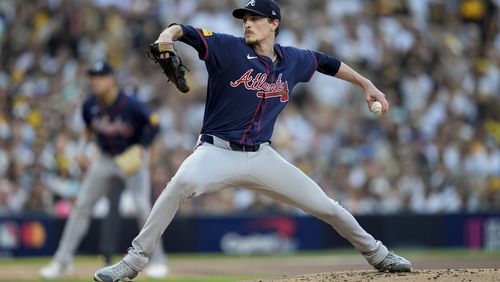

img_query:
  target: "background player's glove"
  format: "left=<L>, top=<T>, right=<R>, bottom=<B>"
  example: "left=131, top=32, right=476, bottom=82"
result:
left=148, top=42, right=190, bottom=93
left=114, top=145, right=143, bottom=177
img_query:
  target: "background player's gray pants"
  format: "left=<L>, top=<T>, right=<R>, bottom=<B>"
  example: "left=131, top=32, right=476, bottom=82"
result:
left=53, top=154, right=165, bottom=266
left=124, top=136, right=389, bottom=271
left=99, top=182, right=123, bottom=262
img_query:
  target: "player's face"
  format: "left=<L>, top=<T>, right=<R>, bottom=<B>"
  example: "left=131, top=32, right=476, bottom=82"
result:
left=242, top=13, right=278, bottom=44
left=90, top=75, right=115, bottom=97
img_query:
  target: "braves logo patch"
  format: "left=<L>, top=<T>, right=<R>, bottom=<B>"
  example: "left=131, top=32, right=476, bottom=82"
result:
left=202, top=28, right=213, bottom=36
left=230, top=69, right=289, bottom=102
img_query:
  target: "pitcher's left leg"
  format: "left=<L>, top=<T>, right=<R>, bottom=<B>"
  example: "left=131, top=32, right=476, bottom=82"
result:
left=248, top=147, right=397, bottom=267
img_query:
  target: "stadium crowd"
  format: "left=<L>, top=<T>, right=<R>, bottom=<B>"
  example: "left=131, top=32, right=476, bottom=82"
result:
left=0, top=0, right=498, bottom=217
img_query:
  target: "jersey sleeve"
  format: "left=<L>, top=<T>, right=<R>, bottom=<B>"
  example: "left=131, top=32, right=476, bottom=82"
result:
left=293, top=48, right=341, bottom=82
left=131, top=99, right=160, bottom=148
left=177, top=24, right=239, bottom=75
left=312, top=51, right=341, bottom=77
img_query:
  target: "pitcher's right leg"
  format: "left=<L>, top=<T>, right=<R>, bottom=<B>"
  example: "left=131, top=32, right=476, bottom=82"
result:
left=95, top=164, right=198, bottom=282
left=117, top=144, right=246, bottom=272
left=127, top=166, right=168, bottom=278
left=123, top=175, right=192, bottom=271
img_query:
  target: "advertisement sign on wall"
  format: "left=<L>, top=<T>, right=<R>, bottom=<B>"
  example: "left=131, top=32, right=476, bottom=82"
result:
left=0, top=217, right=56, bottom=257
left=1, top=213, right=499, bottom=257
left=196, top=215, right=325, bottom=254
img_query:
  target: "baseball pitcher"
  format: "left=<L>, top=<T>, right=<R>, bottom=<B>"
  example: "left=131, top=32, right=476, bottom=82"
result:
left=95, top=1, right=412, bottom=281
left=40, top=61, right=167, bottom=280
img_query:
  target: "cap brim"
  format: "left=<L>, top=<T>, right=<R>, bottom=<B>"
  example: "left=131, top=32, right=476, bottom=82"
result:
left=232, top=8, right=268, bottom=19
left=87, top=70, right=113, bottom=76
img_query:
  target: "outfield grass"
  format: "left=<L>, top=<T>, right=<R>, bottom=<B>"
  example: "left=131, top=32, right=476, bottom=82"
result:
left=1, top=248, right=499, bottom=282
left=2, top=248, right=499, bottom=266
left=0, top=277, right=253, bottom=282
left=0, top=255, right=260, bottom=282
left=161, top=248, right=500, bottom=261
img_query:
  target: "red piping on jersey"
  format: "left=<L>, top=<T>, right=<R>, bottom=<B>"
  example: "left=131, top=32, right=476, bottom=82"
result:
left=256, top=58, right=271, bottom=132
left=307, top=50, right=318, bottom=81
left=257, top=70, right=274, bottom=131
left=239, top=98, right=263, bottom=145
left=275, top=45, right=285, bottom=68
left=240, top=56, right=270, bottom=145
left=195, top=28, right=209, bottom=60
left=257, top=98, right=269, bottom=131
left=257, top=57, right=270, bottom=73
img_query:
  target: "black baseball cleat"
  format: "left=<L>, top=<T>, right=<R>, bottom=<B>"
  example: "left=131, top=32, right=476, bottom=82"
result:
left=93, top=260, right=138, bottom=282
left=372, top=251, right=412, bottom=272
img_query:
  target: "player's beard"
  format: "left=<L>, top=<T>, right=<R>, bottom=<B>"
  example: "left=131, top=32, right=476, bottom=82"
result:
left=245, top=33, right=260, bottom=46
left=245, top=38, right=257, bottom=46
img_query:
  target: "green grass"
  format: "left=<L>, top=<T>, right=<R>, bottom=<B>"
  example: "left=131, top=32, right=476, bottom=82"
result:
left=9, top=277, right=253, bottom=282
left=1, top=248, right=500, bottom=282
left=399, top=248, right=500, bottom=259
left=1, top=248, right=500, bottom=267
left=166, top=248, right=500, bottom=261
left=2, top=248, right=500, bottom=266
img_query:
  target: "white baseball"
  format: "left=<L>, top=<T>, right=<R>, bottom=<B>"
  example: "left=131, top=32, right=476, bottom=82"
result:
left=371, top=101, right=383, bottom=115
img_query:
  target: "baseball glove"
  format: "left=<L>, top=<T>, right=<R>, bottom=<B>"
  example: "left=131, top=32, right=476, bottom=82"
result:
left=148, top=42, right=190, bottom=93
left=114, top=145, right=143, bottom=177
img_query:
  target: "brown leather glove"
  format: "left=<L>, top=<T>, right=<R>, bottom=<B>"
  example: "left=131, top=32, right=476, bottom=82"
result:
left=148, top=42, right=190, bottom=93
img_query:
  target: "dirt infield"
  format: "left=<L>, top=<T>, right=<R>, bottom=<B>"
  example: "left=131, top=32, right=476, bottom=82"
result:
left=1, top=251, right=499, bottom=281
left=256, top=269, right=500, bottom=282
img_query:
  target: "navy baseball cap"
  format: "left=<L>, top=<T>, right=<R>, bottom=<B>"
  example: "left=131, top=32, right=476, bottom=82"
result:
left=233, top=0, right=281, bottom=21
left=87, top=61, right=114, bottom=76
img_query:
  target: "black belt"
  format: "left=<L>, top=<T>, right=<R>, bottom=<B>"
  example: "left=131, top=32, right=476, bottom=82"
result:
left=200, top=134, right=261, bottom=152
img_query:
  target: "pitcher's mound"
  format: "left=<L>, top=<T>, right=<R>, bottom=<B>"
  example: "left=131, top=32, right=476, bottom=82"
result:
left=256, top=269, right=500, bottom=282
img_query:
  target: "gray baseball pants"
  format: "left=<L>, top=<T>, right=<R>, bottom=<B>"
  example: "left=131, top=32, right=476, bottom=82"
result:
left=123, top=135, right=388, bottom=271
left=53, top=153, right=165, bottom=265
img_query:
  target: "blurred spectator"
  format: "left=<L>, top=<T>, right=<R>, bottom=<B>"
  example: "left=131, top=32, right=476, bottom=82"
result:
left=0, top=0, right=498, bottom=216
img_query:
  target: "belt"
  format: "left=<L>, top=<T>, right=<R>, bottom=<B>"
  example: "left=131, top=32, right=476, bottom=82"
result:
left=200, top=134, right=261, bottom=152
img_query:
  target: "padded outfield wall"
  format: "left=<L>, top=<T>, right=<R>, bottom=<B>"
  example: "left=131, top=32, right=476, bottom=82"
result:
left=0, top=213, right=499, bottom=257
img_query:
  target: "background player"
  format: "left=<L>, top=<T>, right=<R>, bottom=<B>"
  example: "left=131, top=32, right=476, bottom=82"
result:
left=99, top=180, right=124, bottom=266
left=40, top=61, right=168, bottom=280
left=94, top=1, right=411, bottom=281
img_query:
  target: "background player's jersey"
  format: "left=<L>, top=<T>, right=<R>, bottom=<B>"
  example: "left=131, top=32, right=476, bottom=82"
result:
left=178, top=24, right=341, bottom=145
left=82, top=92, right=159, bottom=156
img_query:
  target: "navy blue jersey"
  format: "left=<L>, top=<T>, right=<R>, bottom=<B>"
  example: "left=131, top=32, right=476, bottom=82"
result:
left=82, top=92, right=159, bottom=156
left=178, top=25, right=341, bottom=145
